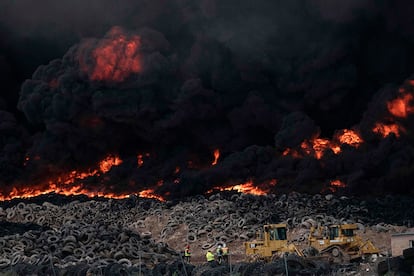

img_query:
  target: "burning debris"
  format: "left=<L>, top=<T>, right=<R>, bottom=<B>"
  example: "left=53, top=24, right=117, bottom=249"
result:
left=0, top=1, right=414, bottom=200
left=78, top=27, right=142, bottom=83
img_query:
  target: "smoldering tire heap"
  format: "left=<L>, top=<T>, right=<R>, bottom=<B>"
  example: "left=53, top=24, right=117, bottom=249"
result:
left=0, top=192, right=413, bottom=275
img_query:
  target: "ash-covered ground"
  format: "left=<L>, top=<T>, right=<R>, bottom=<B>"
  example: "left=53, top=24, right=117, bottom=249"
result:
left=0, top=192, right=413, bottom=275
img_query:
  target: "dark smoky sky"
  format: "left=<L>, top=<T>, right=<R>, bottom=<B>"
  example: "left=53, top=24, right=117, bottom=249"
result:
left=2, top=0, right=414, bottom=198
left=1, top=0, right=414, bottom=130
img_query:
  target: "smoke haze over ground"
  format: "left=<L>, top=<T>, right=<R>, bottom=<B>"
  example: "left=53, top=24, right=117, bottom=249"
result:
left=1, top=0, right=414, bottom=199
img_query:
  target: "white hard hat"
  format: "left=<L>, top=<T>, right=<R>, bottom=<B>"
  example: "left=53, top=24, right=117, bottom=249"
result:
left=218, top=245, right=222, bottom=248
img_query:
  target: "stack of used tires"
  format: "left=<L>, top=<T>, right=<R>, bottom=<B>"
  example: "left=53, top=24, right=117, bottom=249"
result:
left=377, top=248, right=414, bottom=275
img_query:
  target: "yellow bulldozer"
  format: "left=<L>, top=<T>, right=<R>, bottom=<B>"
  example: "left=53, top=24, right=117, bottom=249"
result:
left=245, top=223, right=379, bottom=264
left=304, top=223, right=380, bottom=263
left=244, top=223, right=302, bottom=261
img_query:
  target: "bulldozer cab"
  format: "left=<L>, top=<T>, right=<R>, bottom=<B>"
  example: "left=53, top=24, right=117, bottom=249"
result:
left=264, top=224, right=287, bottom=241
left=245, top=224, right=300, bottom=260
left=330, top=224, right=358, bottom=239
left=329, top=226, right=339, bottom=240
left=252, top=224, right=288, bottom=245
left=311, top=224, right=358, bottom=244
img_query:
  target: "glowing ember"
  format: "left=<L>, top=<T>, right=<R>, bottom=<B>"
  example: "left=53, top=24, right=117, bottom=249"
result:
left=301, top=141, right=313, bottom=156
left=269, top=179, right=277, bottom=186
left=99, top=155, right=123, bottom=173
left=138, top=189, right=165, bottom=201
left=372, top=123, right=403, bottom=138
left=330, top=179, right=346, bottom=188
left=137, top=154, right=144, bottom=167
left=282, top=148, right=302, bottom=158
left=336, top=129, right=363, bottom=147
left=137, top=153, right=150, bottom=167
left=23, top=156, right=30, bottom=166
left=80, top=27, right=142, bottom=82
left=324, top=179, right=347, bottom=193
left=387, top=93, right=414, bottom=118
left=212, top=149, right=220, bottom=165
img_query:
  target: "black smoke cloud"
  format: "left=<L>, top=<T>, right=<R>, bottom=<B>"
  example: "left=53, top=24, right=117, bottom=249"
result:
left=2, top=0, right=414, bottom=198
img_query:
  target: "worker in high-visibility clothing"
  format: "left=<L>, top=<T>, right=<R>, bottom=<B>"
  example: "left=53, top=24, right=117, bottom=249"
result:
left=184, top=245, right=191, bottom=263
left=206, top=250, right=215, bottom=264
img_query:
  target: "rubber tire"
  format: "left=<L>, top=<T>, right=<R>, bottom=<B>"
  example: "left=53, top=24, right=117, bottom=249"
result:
left=403, top=247, right=414, bottom=259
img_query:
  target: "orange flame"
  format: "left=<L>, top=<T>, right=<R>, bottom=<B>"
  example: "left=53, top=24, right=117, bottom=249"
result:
left=3, top=183, right=129, bottom=201
left=372, top=123, right=403, bottom=138
left=212, top=149, right=220, bottom=165
left=1, top=167, right=167, bottom=202
left=324, top=179, right=347, bottom=193
left=373, top=80, right=414, bottom=138
left=284, top=128, right=364, bottom=160
left=282, top=148, right=302, bottom=158
left=209, top=179, right=276, bottom=196
left=99, top=155, right=123, bottom=173
left=336, top=129, right=363, bottom=147
left=330, top=179, right=346, bottom=188
left=282, top=148, right=290, bottom=156
left=314, top=138, right=341, bottom=159
left=0, top=155, right=131, bottom=201
left=80, top=27, right=142, bottom=82
left=138, top=189, right=165, bottom=202
left=301, top=138, right=341, bottom=160
left=387, top=93, right=414, bottom=118
left=300, top=141, right=313, bottom=156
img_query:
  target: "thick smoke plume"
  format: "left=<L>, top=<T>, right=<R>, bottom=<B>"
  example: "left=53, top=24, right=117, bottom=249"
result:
left=2, top=0, right=414, bottom=199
